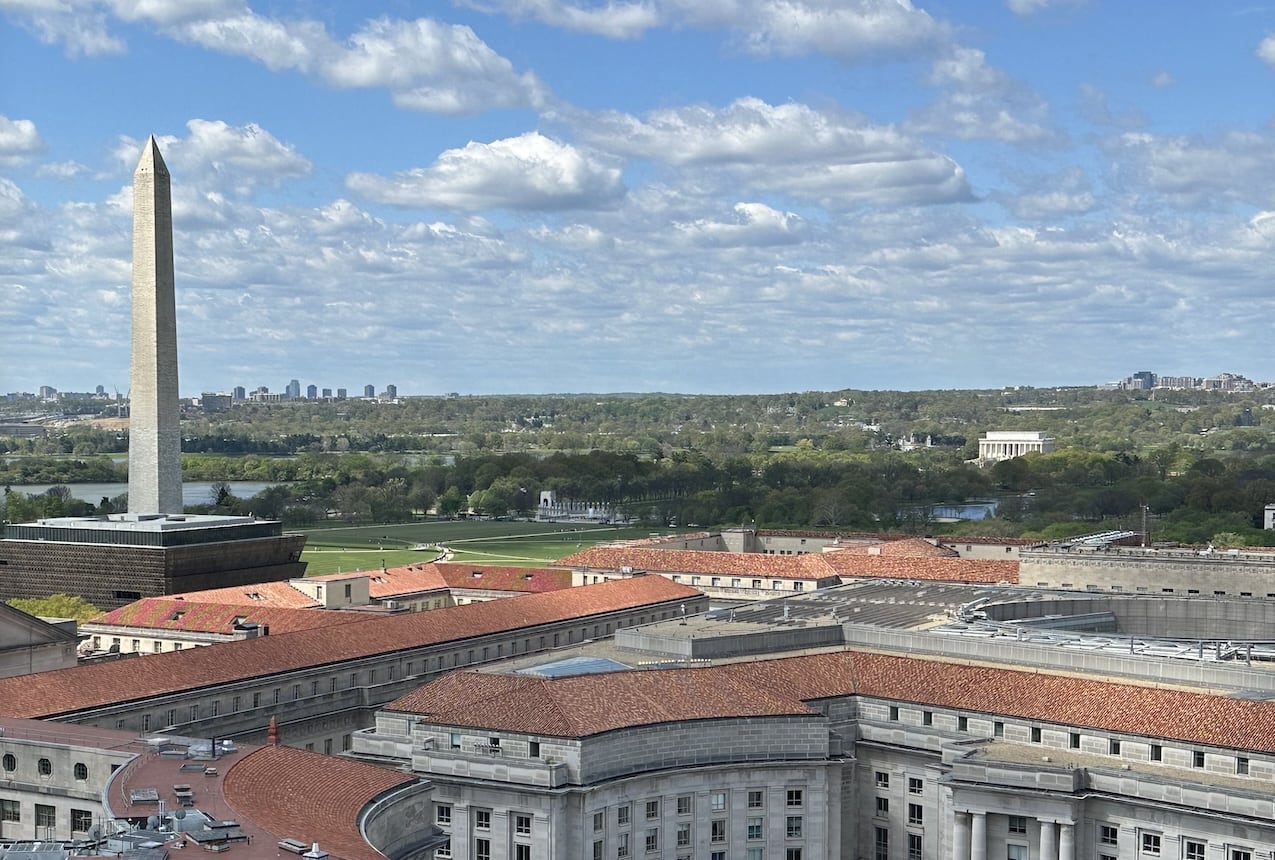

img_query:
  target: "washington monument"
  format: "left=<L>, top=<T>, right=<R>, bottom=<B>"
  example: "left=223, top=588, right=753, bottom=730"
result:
left=128, top=136, right=182, bottom=514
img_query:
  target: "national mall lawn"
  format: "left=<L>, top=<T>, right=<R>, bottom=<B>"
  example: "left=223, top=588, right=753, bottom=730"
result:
left=296, top=519, right=668, bottom=575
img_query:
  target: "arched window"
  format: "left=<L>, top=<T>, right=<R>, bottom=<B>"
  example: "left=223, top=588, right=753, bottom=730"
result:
left=37, top=758, right=52, bottom=776
left=1, top=754, right=14, bottom=772
left=74, top=762, right=88, bottom=781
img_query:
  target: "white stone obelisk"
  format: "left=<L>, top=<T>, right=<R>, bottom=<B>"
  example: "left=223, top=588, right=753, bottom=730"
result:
left=129, top=136, right=183, bottom=514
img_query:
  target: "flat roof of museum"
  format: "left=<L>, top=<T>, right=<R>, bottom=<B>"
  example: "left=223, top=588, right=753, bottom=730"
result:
left=21, top=514, right=264, bottom=533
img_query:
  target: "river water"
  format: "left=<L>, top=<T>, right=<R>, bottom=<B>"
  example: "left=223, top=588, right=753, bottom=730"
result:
left=4, top=481, right=279, bottom=506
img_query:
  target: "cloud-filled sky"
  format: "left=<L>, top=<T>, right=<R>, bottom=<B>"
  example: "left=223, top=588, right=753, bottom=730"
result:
left=4, top=0, right=1275, bottom=396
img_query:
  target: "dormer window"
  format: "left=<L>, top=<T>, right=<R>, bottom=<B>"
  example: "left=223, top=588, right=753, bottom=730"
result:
left=169, top=611, right=185, bottom=622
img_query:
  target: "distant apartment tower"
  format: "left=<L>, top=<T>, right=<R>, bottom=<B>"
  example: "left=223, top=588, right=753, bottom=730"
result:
left=384, top=384, right=397, bottom=399
left=285, top=378, right=301, bottom=399
left=232, top=385, right=246, bottom=400
left=336, top=388, right=347, bottom=400
left=364, top=384, right=376, bottom=398
left=38, top=386, right=56, bottom=400
left=322, top=388, right=332, bottom=399
left=306, top=384, right=318, bottom=399
left=201, top=392, right=232, bottom=413
left=978, top=430, right=1055, bottom=463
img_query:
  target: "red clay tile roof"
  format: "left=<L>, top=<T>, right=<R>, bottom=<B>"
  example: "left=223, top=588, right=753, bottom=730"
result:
left=385, top=666, right=816, bottom=736
left=832, top=537, right=958, bottom=558
left=434, top=563, right=574, bottom=594
left=86, top=598, right=370, bottom=636
left=166, top=581, right=320, bottom=609
left=0, top=575, right=700, bottom=720
left=390, top=650, right=1275, bottom=754
left=355, top=564, right=450, bottom=598
left=557, top=547, right=839, bottom=580
left=559, top=544, right=1016, bottom=585
left=223, top=745, right=415, bottom=860
left=818, top=552, right=1018, bottom=584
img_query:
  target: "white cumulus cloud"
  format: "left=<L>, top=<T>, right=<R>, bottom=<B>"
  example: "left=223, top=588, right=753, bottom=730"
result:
left=0, top=115, right=46, bottom=165
left=345, top=132, right=625, bottom=211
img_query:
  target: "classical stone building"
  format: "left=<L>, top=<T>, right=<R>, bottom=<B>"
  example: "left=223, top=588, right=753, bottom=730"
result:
left=977, top=431, right=1055, bottom=463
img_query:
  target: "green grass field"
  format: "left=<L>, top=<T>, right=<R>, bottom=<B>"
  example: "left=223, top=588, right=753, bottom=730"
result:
left=296, top=520, right=670, bottom=576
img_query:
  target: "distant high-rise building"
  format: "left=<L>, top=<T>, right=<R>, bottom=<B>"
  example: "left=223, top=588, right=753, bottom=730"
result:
left=128, top=137, right=182, bottom=515
left=322, top=388, right=332, bottom=399
left=232, top=386, right=246, bottom=400
left=364, top=384, right=376, bottom=398
left=384, top=384, right=397, bottom=399
left=306, top=384, right=318, bottom=399
left=285, top=379, right=301, bottom=400
left=336, top=388, right=347, bottom=400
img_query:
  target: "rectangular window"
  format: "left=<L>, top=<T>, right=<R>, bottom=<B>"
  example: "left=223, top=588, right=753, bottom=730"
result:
left=529, top=741, right=540, bottom=758
left=747, top=850, right=764, bottom=860
left=676, top=824, right=690, bottom=847
left=450, top=732, right=461, bottom=749
left=0, top=800, right=18, bottom=822
left=922, top=710, right=933, bottom=726
left=72, top=809, right=93, bottom=832
left=1100, top=825, right=1119, bottom=846
left=475, top=839, right=490, bottom=860
left=875, top=771, right=889, bottom=788
left=786, top=851, right=802, bottom=860
left=677, top=796, right=692, bottom=816
left=1069, top=732, right=1081, bottom=749
left=1150, top=744, right=1162, bottom=761
left=35, top=804, right=54, bottom=829
left=593, top=811, right=605, bottom=832
left=786, top=788, right=803, bottom=807
left=1237, top=756, right=1249, bottom=775
left=874, top=827, right=889, bottom=860
left=1142, top=833, right=1162, bottom=856
left=1110, top=739, right=1121, bottom=755
left=908, top=833, right=923, bottom=860
left=617, top=805, right=630, bottom=826
left=515, top=814, right=531, bottom=836
left=1184, top=842, right=1205, bottom=860
left=1193, top=750, right=1205, bottom=768
left=593, top=842, right=603, bottom=860
left=645, top=800, right=659, bottom=820
left=1008, top=815, right=1027, bottom=834
left=888, top=705, right=900, bottom=720
left=475, top=809, right=491, bottom=830
left=993, top=721, right=1004, bottom=737
left=1008, top=845, right=1028, bottom=860
left=907, top=803, right=922, bottom=826
left=1031, top=726, right=1042, bottom=743
left=515, top=846, right=530, bottom=860
left=958, top=715, right=968, bottom=731
left=644, top=829, right=659, bottom=852
left=875, top=797, right=889, bottom=817
left=1231, top=850, right=1252, bottom=860
left=710, top=791, right=727, bottom=812
left=711, top=819, right=726, bottom=842
left=436, top=805, right=452, bottom=825
left=618, top=832, right=629, bottom=859
left=786, top=816, right=803, bottom=839
left=748, top=790, right=764, bottom=809
left=747, top=818, right=763, bottom=840
left=908, top=778, right=922, bottom=795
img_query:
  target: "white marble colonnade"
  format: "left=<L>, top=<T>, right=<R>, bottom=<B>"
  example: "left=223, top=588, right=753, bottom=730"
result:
left=951, top=813, right=1075, bottom=860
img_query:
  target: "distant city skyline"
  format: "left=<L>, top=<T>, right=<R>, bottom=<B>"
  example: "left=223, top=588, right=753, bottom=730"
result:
left=10, top=367, right=1275, bottom=401
left=7, top=4, right=1275, bottom=393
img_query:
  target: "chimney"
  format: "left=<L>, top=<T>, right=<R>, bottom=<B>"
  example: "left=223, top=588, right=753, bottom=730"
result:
left=303, top=845, right=328, bottom=860
left=267, top=715, right=280, bottom=746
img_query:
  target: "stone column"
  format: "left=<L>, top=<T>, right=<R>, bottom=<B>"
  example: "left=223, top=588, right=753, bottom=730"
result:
left=971, top=812, right=987, bottom=860
left=1039, top=820, right=1056, bottom=860
left=1058, top=823, right=1075, bottom=860
left=953, top=812, right=971, bottom=860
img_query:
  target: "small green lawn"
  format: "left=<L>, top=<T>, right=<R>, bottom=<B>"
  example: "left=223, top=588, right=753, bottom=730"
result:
left=296, top=521, right=673, bottom=575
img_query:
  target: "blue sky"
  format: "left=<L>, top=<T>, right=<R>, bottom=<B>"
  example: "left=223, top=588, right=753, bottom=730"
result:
left=5, top=1, right=1275, bottom=396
